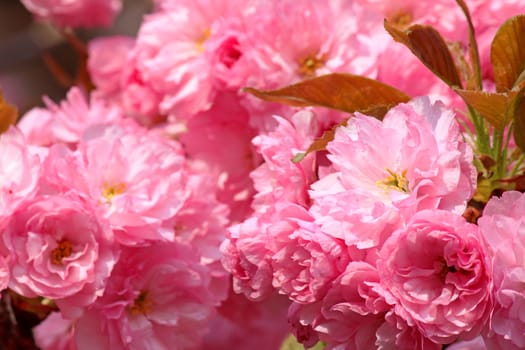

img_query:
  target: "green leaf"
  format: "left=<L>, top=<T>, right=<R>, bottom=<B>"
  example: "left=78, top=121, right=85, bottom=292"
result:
left=279, top=335, right=325, bottom=350
left=491, top=15, right=525, bottom=92
left=384, top=20, right=463, bottom=88
left=243, top=73, right=410, bottom=119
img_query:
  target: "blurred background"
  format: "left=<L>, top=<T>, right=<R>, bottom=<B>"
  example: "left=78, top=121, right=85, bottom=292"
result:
left=0, top=0, right=152, bottom=115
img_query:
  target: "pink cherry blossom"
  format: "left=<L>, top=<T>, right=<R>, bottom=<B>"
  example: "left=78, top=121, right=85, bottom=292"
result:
left=356, top=0, right=468, bottom=42
left=202, top=291, right=290, bottom=350
left=178, top=92, right=258, bottom=222
left=478, top=191, right=525, bottom=349
left=0, top=194, right=118, bottom=318
left=20, top=0, right=122, bottom=28
left=448, top=336, right=487, bottom=350
left=310, top=97, right=476, bottom=249
left=378, top=209, right=491, bottom=344
left=88, top=36, right=135, bottom=97
left=250, top=111, right=318, bottom=213
left=18, top=87, right=124, bottom=146
left=41, top=123, right=189, bottom=245
left=75, top=243, right=221, bottom=350
left=132, top=0, right=254, bottom=120
left=0, top=127, right=40, bottom=217
left=221, top=214, right=275, bottom=301
left=33, top=312, right=76, bottom=350
left=270, top=204, right=350, bottom=303
left=238, top=0, right=385, bottom=121
left=299, top=262, right=390, bottom=350
left=375, top=310, right=442, bottom=350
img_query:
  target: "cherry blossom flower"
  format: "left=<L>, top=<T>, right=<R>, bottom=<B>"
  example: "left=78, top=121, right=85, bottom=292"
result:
left=41, top=123, right=189, bottom=245
left=310, top=97, right=476, bottom=250
left=479, top=191, right=525, bottom=350
left=378, top=209, right=491, bottom=344
left=75, top=243, right=221, bottom=350
left=18, top=87, right=124, bottom=146
left=20, top=0, right=122, bottom=28
left=0, top=194, right=118, bottom=318
left=33, top=312, right=76, bottom=350
left=0, top=127, right=40, bottom=217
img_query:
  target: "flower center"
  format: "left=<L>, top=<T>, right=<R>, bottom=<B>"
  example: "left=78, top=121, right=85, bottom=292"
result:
left=298, top=54, right=325, bottom=77
left=129, top=290, right=153, bottom=316
left=196, top=28, right=211, bottom=53
left=377, top=169, right=409, bottom=193
left=388, top=10, right=413, bottom=27
left=102, top=182, right=126, bottom=203
left=51, top=240, right=73, bottom=265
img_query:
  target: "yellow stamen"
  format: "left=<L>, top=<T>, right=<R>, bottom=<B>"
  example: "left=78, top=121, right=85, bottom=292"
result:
left=51, top=240, right=73, bottom=265
left=377, top=169, right=409, bottom=193
left=196, top=28, right=211, bottom=53
left=388, top=10, right=413, bottom=27
left=102, top=182, right=126, bottom=203
left=298, top=54, right=325, bottom=77
left=129, top=290, right=153, bottom=316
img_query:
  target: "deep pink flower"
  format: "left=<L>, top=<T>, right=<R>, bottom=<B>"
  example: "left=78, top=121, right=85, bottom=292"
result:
left=378, top=209, right=491, bottom=344
left=375, top=310, right=442, bottom=350
left=270, top=204, right=350, bottom=303
left=0, top=194, right=118, bottom=318
left=221, top=214, right=275, bottom=301
left=448, top=336, right=487, bottom=350
left=20, top=0, right=122, bottom=28
left=202, top=291, right=290, bottom=350
left=478, top=191, right=525, bottom=349
left=33, top=312, right=76, bottom=350
left=303, top=262, right=390, bottom=350
left=310, top=97, right=476, bottom=249
left=75, top=243, right=221, bottom=350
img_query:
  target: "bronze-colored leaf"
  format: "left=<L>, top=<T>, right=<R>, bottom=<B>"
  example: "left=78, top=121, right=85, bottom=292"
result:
left=292, top=119, right=349, bottom=163
left=384, top=20, right=463, bottom=88
left=455, top=0, right=482, bottom=90
left=454, top=89, right=509, bottom=128
left=0, top=91, right=18, bottom=134
left=491, top=15, right=525, bottom=92
left=513, top=92, right=525, bottom=152
left=244, top=73, right=410, bottom=119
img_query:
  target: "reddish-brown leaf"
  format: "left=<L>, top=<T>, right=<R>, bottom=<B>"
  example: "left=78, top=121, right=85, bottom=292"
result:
left=491, top=15, right=525, bottom=92
left=244, top=73, right=410, bottom=119
left=292, top=119, right=349, bottom=163
left=384, top=21, right=463, bottom=88
left=0, top=92, right=18, bottom=134
left=455, top=0, right=482, bottom=90
left=513, top=93, right=525, bottom=152
left=454, top=89, right=509, bottom=128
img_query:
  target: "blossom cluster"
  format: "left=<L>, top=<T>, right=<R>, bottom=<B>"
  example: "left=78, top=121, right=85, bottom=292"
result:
left=3, top=0, right=525, bottom=349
